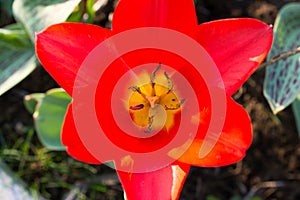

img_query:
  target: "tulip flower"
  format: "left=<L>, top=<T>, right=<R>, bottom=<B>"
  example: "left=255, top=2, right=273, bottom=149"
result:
left=36, top=0, right=273, bottom=199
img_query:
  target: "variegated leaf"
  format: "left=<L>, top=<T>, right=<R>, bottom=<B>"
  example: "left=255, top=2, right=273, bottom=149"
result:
left=264, top=3, right=300, bottom=114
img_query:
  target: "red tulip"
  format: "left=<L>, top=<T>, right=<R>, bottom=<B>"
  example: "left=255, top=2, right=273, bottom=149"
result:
left=35, top=0, right=273, bottom=199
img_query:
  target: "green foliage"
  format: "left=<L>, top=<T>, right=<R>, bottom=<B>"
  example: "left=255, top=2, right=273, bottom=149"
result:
left=13, top=0, right=81, bottom=41
left=24, top=88, right=71, bottom=150
left=1, top=126, right=107, bottom=199
left=206, top=195, right=220, bottom=200
left=205, top=194, right=262, bottom=200
left=0, top=0, right=81, bottom=96
left=0, top=23, right=35, bottom=96
left=0, top=24, right=31, bottom=49
left=230, top=195, right=262, bottom=200
left=263, top=3, right=300, bottom=114
left=292, top=94, right=300, bottom=137
left=23, top=93, right=45, bottom=114
left=68, top=0, right=95, bottom=23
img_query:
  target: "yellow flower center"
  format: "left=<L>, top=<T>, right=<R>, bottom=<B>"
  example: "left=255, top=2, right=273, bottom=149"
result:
left=128, top=64, right=184, bottom=133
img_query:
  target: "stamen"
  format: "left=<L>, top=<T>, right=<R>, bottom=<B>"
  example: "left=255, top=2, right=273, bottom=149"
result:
left=130, top=104, right=144, bottom=110
left=150, top=63, right=162, bottom=84
left=129, top=85, right=149, bottom=102
left=150, top=63, right=162, bottom=96
left=129, top=86, right=142, bottom=94
left=128, top=65, right=184, bottom=134
left=144, top=115, right=154, bottom=133
left=164, top=71, right=174, bottom=93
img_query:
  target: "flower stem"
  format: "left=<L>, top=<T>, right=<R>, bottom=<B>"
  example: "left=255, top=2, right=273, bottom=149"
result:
left=260, top=46, right=300, bottom=68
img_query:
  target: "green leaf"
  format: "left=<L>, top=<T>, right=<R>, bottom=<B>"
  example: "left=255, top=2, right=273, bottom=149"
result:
left=292, top=93, right=300, bottom=138
left=0, top=47, right=36, bottom=96
left=24, top=93, right=46, bottom=114
left=229, top=195, right=241, bottom=200
left=86, top=0, right=96, bottom=23
left=250, top=197, right=262, bottom=200
left=33, top=88, right=71, bottom=150
left=263, top=3, right=300, bottom=114
left=0, top=23, right=36, bottom=96
left=12, top=0, right=81, bottom=42
left=0, top=24, right=31, bottom=49
left=105, top=161, right=116, bottom=169
left=206, top=195, right=220, bottom=200
left=66, top=4, right=82, bottom=22
left=0, top=0, right=81, bottom=95
left=67, top=0, right=95, bottom=23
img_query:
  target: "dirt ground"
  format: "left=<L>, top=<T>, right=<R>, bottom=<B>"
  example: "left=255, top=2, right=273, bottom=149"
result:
left=1, top=0, right=300, bottom=199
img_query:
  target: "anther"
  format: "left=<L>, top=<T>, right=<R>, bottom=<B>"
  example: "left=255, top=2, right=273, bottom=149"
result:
left=129, top=86, right=142, bottom=94
left=150, top=63, right=162, bottom=84
left=164, top=71, right=173, bottom=93
left=144, top=115, right=154, bottom=133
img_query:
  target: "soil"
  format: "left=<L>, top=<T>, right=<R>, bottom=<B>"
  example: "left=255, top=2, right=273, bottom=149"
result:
left=1, top=0, right=300, bottom=200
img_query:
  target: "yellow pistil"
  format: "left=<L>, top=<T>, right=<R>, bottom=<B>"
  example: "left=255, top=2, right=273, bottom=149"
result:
left=145, top=95, right=160, bottom=108
left=128, top=65, right=184, bottom=133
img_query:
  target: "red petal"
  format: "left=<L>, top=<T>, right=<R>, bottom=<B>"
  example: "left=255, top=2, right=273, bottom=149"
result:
left=112, top=0, right=198, bottom=36
left=36, top=22, right=111, bottom=95
left=197, top=18, right=273, bottom=95
left=62, top=103, right=101, bottom=164
left=174, top=95, right=252, bottom=167
left=117, top=163, right=190, bottom=200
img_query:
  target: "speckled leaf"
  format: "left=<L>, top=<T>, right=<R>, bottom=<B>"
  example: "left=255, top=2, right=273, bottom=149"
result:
left=264, top=3, right=300, bottom=114
left=292, top=93, right=300, bottom=138
left=12, top=0, right=81, bottom=42
left=33, top=88, right=71, bottom=150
